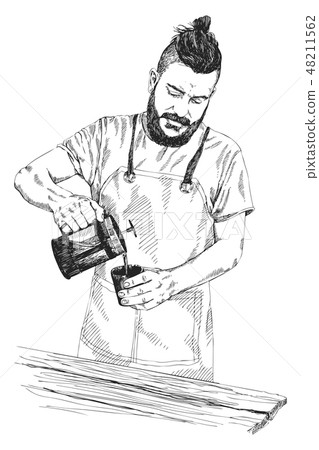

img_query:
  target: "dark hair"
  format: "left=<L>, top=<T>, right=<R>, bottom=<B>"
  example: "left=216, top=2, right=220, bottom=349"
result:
left=157, top=16, right=222, bottom=78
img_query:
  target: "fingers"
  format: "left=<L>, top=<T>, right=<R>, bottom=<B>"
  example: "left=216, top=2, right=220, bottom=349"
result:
left=118, top=279, right=162, bottom=298
left=79, top=201, right=97, bottom=225
left=132, top=298, right=166, bottom=311
left=122, top=271, right=154, bottom=289
left=58, top=213, right=80, bottom=234
left=118, top=278, right=165, bottom=307
left=75, top=198, right=101, bottom=226
left=73, top=210, right=90, bottom=229
left=117, top=270, right=169, bottom=310
left=60, top=222, right=74, bottom=235
left=54, top=196, right=104, bottom=233
left=118, top=289, right=154, bottom=306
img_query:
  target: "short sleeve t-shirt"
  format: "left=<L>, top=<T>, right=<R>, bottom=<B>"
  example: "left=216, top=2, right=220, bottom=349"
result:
left=56, top=112, right=254, bottom=222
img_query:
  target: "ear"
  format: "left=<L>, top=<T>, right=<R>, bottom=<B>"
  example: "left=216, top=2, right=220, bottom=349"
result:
left=210, top=87, right=217, bottom=99
left=148, top=68, right=159, bottom=93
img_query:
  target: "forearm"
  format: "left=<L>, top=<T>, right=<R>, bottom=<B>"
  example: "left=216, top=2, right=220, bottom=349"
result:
left=14, top=147, right=80, bottom=212
left=172, top=236, right=243, bottom=293
left=14, top=165, right=74, bottom=212
left=14, top=150, right=104, bottom=233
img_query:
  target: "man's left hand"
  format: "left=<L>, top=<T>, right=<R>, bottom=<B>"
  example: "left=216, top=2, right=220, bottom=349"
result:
left=117, top=268, right=179, bottom=311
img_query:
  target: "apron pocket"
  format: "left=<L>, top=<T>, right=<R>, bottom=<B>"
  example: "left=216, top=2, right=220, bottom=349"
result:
left=134, top=288, right=201, bottom=365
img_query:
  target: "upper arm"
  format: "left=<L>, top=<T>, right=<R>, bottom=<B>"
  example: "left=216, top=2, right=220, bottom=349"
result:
left=214, top=212, right=246, bottom=252
left=24, top=117, right=102, bottom=185
left=24, top=147, right=78, bottom=183
left=210, top=148, right=254, bottom=223
left=57, top=118, right=102, bottom=185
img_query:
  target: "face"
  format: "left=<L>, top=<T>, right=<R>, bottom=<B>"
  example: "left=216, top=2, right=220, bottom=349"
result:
left=146, top=62, right=218, bottom=147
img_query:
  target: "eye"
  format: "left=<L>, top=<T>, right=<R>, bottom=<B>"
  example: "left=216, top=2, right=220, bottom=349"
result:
left=170, top=92, right=182, bottom=98
left=190, top=97, right=205, bottom=105
left=166, top=86, right=183, bottom=98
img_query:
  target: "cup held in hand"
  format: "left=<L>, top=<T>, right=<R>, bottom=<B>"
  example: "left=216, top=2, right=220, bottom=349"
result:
left=111, top=265, right=144, bottom=305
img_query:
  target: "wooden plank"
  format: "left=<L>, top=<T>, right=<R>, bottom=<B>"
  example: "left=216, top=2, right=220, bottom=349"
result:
left=22, top=367, right=269, bottom=430
left=16, top=347, right=287, bottom=433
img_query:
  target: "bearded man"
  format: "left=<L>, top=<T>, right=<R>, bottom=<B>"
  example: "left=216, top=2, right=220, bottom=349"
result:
left=15, top=16, right=254, bottom=382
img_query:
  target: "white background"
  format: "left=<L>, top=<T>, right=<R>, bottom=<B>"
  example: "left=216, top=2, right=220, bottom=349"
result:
left=0, top=0, right=318, bottom=448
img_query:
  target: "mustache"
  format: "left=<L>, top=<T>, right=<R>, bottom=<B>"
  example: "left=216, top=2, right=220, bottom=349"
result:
left=161, top=113, right=191, bottom=127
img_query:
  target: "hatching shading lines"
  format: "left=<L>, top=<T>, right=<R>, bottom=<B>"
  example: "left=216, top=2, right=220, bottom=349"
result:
left=120, top=117, right=128, bottom=147
left=82, top=314, right=102, bottom=346
left=205, top=307, right=213, bottom=343
left=170, top=154, right=187, bottom=171
left=238, top=169, right=245, bottom=200
left=137, top=324, right=170, bottom=350
left=80, top=339, right=132, bottom=366
left=123, top=185, right=158, bottom=264
left=188, top=207, right=211, bottom=260
left=135, top=158, right=147, bottom=170
left=135, top=129, right=144, bottom=149
left=159, top=148, right=180, bottom=171
left=160, top=175, right=173, bottom=210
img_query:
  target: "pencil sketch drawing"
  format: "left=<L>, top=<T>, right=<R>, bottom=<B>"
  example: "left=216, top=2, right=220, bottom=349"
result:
left=14, top=15, right=286, bottom=432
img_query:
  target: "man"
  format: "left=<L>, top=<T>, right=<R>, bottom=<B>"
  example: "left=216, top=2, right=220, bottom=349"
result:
left=15, top=16, right=254, bottom=382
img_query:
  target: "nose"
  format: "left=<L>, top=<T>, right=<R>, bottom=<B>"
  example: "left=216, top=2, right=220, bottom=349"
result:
left=173, top=98, right=191, bottom=120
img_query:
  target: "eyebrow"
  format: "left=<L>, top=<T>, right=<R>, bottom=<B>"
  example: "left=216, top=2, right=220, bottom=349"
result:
left=167, top=83, right=209, bottom=100
left=192, top=94, right=209, bottom=100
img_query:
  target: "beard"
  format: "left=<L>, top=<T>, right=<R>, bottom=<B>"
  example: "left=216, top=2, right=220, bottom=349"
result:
left=146, top=88, right=208, bottom=147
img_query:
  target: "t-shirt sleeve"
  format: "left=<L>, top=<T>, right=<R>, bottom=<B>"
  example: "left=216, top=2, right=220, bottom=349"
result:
left=211, top=150, right=254, bottom=222
left=56, top=118, right=102, bottom=185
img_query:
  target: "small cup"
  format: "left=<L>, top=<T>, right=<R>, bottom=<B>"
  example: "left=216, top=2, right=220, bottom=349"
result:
left=111, top=264, right=144, bottom=305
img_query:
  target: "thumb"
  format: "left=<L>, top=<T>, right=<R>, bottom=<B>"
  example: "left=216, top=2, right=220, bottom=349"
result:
left=90, top=201, right=105, bottom=222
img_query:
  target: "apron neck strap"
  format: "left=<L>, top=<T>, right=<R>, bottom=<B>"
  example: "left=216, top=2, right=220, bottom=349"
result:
left=180, top=126, right=210, bottom=193
left=124, top=116, right=210, bottom=190
left=124, top=114, right=138, bottom=183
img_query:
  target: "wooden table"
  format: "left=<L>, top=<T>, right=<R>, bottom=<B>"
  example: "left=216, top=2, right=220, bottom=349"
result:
left=16, top=347, right=286, bottom=434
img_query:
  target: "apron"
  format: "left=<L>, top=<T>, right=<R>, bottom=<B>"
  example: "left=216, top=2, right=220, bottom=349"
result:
left=78, top=115, right=216, bottom=381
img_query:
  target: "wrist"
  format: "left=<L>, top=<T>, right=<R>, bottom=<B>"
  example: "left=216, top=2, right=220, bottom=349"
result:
left=169, top=265, right=196, bottom=295
left=48, top=189, right=74, bottom=213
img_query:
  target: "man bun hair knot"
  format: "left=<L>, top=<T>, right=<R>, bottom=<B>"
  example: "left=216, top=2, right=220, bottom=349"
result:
left=192, top=15, right=211, bottom=34
left=157, top=15, right=222, bottom=77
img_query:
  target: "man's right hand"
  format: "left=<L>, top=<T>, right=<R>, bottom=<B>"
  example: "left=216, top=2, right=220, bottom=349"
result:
left=52, top=195, right=105, bottom=234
